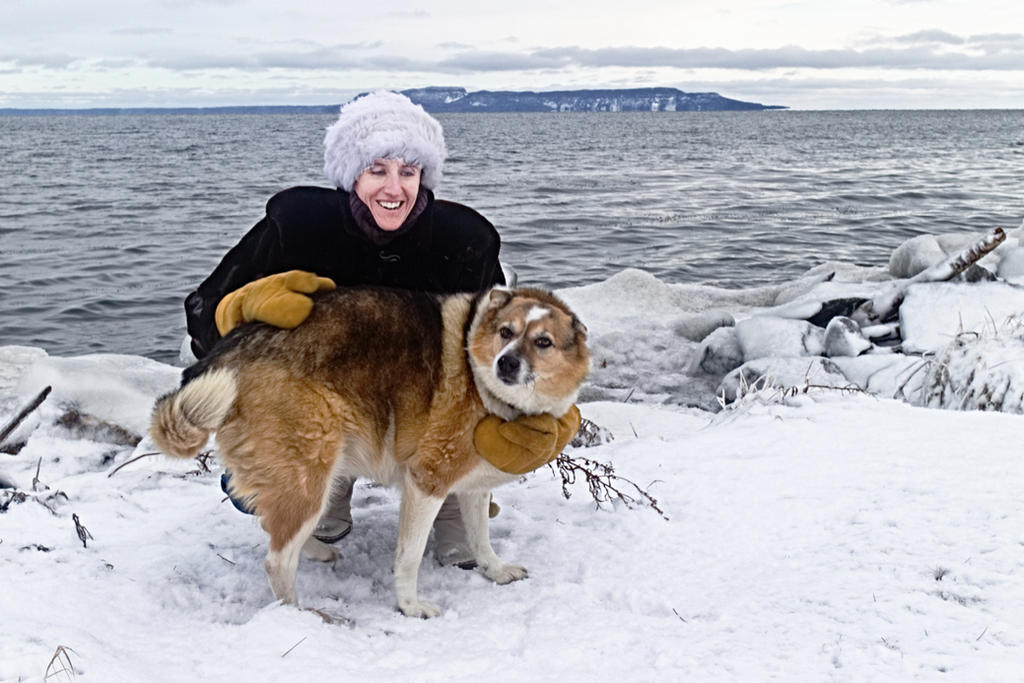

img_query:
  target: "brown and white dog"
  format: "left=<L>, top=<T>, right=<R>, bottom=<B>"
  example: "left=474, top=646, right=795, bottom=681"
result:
left=150, top=286, right=589, bottom=618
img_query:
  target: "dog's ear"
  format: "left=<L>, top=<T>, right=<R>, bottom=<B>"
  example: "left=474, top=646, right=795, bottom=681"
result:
left=486, top=287, right=513, bottom=309
left=571, top=315, right=588, bottom=339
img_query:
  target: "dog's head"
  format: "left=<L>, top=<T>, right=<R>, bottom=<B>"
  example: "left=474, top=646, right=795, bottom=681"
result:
left=467, top=286, right=590, bottom=419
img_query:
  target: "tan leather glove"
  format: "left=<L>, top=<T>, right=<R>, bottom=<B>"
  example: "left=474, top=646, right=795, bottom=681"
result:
left=474, top=405, right=582, bottom=475
left=214, top=270, right=336, bottom=336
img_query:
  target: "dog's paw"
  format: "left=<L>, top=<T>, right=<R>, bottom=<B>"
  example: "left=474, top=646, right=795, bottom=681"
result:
left=483, top=562, right=528, bottom=585
left=301, top=537, right=339, bottom=563
left=398, top=599, right=441, bottom=619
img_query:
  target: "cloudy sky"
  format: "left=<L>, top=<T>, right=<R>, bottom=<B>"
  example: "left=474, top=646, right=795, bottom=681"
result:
left=2, top=0, right=1022, bottom=110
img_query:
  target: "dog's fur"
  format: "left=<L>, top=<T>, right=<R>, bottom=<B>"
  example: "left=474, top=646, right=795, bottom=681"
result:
left=150, top=286, right=589, bottom=617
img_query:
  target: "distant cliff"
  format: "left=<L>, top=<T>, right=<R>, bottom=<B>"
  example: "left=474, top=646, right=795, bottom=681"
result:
left=399, top=87, right=786, bottom=112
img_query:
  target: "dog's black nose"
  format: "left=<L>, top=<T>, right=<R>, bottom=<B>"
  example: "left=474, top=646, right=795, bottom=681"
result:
left=496, top=354, right=521, bottom=384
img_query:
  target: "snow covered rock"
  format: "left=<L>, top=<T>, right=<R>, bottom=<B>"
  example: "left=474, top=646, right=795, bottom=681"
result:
left=822, top=316, right=872, bottom=357
left=889, top=229, right=1017, bottom=280
left=14, top=353, right=181, bottom=436
left=830, top=353, right=929, bottom=401
left=889, top=234, right=947, bottom=279
left=735, top=316, right=824, bottom=359
left=997, top=246, right=1024, bottom=284
left=717, top=356, right=849, bottom=403
left=688, top=325, right=744, bottom=376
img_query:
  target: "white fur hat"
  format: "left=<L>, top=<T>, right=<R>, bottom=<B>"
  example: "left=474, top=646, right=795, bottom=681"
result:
left=323, top=90, right=447, bottom=192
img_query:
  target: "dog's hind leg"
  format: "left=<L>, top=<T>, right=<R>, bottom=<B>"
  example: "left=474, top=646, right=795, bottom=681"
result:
left=264, top=514, right=320, bottom=605
left=456, top=490, right=528, bottom=585
left=394, top=474, right=445, bottom=618
left=257, top=453, right=334, bottom=605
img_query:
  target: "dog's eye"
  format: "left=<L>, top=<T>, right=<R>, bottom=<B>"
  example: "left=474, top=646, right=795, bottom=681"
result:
left=534, top=337, right=553, bottom=349
left=499, top=326, right=515, bottom=340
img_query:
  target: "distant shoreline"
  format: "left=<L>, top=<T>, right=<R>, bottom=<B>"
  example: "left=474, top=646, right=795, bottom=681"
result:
left=0, top=86, right=788, bottom=115
left=0, top=107, right=793, bottom=116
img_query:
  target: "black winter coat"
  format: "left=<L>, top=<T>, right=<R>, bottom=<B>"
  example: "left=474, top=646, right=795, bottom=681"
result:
left=185, top=186, right=504, bottom=358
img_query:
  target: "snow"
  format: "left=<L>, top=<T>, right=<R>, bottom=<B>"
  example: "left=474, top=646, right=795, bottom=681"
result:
left=899, top=281, right=1024, bottom=354
left=4, top=226, right=1024, bottom=681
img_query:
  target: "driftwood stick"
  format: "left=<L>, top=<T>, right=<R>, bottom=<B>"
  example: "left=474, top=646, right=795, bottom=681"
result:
left=854, top=227, right=1006, bottom=324
left=0, top=385, right=52, bottom=447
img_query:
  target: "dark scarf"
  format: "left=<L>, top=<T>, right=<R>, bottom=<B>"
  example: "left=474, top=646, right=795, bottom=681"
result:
left=348, top=188, right=429, bottom=247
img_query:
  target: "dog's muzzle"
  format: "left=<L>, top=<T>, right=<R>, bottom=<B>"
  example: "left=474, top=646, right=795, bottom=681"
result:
left=496, top=353, right=521, bottom=385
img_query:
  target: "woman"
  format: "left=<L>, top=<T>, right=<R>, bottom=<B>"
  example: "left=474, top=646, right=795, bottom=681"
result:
left=184, top=91, right=577, bottom=566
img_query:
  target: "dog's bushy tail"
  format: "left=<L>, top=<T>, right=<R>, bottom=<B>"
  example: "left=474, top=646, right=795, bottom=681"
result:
left=150, top=368, right=237, bottom=458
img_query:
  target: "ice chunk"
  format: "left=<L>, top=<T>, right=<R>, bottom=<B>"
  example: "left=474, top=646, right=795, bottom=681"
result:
left=735, top=316, right=824, bottom=360
left=673, top=309, right=735, bottom=342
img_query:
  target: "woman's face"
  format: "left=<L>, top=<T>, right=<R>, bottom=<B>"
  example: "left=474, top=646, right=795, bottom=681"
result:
left=354, top=158, right=422, bottom=231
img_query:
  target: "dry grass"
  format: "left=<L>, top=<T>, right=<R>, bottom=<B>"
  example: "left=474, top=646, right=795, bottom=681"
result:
left=44, top=645, right=77, bottom=682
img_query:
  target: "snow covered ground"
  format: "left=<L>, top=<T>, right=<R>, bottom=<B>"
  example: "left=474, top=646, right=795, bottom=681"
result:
left=2, top=226, right=1024, bottom=681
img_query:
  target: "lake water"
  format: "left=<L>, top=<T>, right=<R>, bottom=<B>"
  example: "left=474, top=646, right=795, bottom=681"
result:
left=2, top=110, right=1022, bottom=363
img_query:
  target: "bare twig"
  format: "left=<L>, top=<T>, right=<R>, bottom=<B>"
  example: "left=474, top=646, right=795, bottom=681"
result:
left=551, top=452, right=668, bottom=520
left=216, top=553, right=236, bottom=565
left=195, top=451, right=215, bottom=473
left=33, top=458, right=48, bottom=491
left=185, top=450, right=217, bottom=476
left=802, top=383, right=871, bottom=395
left=106, top=452, right=159, bottom=478
left=0, top=385, right=52, bottom=447
left=72, top=513, right=93, bottom=548
left=281, top=636, right=307, bottom=658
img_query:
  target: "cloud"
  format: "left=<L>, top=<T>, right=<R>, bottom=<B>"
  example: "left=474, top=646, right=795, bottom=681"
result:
left=434, top=40, right=1024, bottom=72
left=7, top=32, right=1024, bottom=78
left=156, top=0, right=244, bottom=6
left=145, top=42, right=384, bottom=71
left=887, top=30, right=965, bottom=45
left=111, top=27, right=175, bottom=36
left=863, top=29, right=1024, bottom=53
left=384, top=9, right=430, bottom=18
left=435, top=51, right=572, bottom=72
left=966, top=32, right=1024, bottom=48
left=0, top=54, right=79, bottom=69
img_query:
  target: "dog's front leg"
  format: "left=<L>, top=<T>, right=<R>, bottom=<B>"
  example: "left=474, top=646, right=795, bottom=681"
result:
left=394, top=476, right=445, bottom=618
left=457, top=490, right=528, bottom=585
